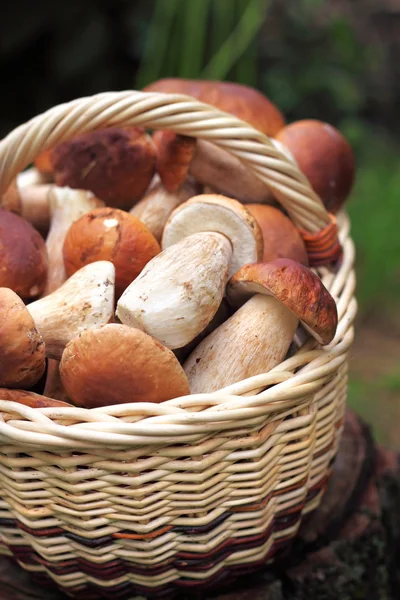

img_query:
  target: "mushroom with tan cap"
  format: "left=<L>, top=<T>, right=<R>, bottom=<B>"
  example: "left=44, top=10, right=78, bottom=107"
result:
left=152, top=130, right=197, bottom=193
left=43, top=186, right=104, bottom=295
left=275, top=119, right=355, bottom=214
left=0, top=288, right=46, bottom=389
left=62, top=206, right=161, bottom=299
left=184, top=259, right=338, bottom=393
left=1, top=181, right=52, bottom=235
left=0, top=388, right=72, bottom=409
left=52, top=127, right=157, bottom=210
left=144, top=78, right=287, bottom=204
left=60, top=324, right=190, bottom=408
left=117, top=194, right=263, bottom=349
left=246, top=204, right=308, bottom=265
left=130, top=175, right=201, bottom=243
left=0, top=208, right=48, bottom=300
left=27, top=261, right=115, bottom=360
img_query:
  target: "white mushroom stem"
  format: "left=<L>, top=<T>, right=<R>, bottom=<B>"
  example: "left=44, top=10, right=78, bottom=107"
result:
left=130, top=176, right=199, bottom=242
left=27, top=261, right=115, bottom=360
left=184, top=294, right=298, bottom=393
left=117, top=232, right=232, bottom=349
left=17, top=167, right=49, bottom=188
left=189, top=139, right=296, bottom=205
left=17, top=185, right=52, bottom=233
left=43, top=186, right=104, bottom=295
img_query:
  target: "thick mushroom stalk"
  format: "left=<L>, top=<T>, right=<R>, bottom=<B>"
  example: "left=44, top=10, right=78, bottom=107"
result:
left=184, top=259, right=338, bottom=393
left=27, top=261, right=115, bottom=360
left=130, top=175, right=200, bottom=242
left=117, top=195, right=263, bottom=349
left=43, top=186, right=104, bottom=295
left=1, top=181, right=52, bottom=234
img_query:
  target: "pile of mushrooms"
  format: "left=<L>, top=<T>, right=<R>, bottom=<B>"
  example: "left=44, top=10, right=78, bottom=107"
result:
left=0, top=78, right=354, bottom=411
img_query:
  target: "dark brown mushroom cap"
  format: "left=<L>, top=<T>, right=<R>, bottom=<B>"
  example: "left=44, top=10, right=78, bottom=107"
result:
left=52, top=127, right=157, bottom=209
left=0, top=288, right=46, bottom=389
left=275, top=120, right=355, bottom=213
left=144, top=78, right=285, bottom=137
left=152, top=130, right=197, bottom=193
left=227, top=259, right=338, bottom=345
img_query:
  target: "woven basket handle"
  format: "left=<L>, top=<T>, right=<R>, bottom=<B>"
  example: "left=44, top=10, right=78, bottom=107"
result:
left=0, top=90, right=337, bottom=248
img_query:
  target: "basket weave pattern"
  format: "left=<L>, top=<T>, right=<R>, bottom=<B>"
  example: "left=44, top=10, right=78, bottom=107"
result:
left=0, top=92, right=356, bottom=598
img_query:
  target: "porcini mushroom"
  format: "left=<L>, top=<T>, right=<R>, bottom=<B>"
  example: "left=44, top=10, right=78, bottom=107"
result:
left=0, top=208, right=48, bottom=300
left=246, top=204, right=308, bottom=265
left=144, top=78, right=286, bottom=204
left=184, top=259, right=337, bottom=393
left=117, top=195, right=263, bottom=349
left=60, top=324, right=190, bottom=408
left=0, top=288, right=46, bottom=389
left=130, top=175, right=201, bottom=242
left=62, top=206, right=161, bottom=298
left=43, top=186, right=104, bottom=295
left=1, top=181, right=51, bottom=234
left=152, top=130, right=197, bottom=193
left=0, top=388, right=71, bottom=408
left=27, top=261, right=115, bottom=360
left=52, top=127, right=157, bottom=209
left=34, top=149, right=54, bottom=180
left=275, top=120, right=355, bottom=213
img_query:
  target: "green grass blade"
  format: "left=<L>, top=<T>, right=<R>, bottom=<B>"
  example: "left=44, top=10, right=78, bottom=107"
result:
left=178, top=0, right=212, bottom=78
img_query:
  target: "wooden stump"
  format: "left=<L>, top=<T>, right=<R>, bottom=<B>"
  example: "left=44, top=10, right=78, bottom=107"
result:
left=0, top=409, right=399, bottom=600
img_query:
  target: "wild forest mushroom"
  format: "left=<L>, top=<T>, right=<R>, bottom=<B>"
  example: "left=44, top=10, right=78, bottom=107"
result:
left=117, top=195, right=263, bottom=349
left=34, top=149, right=54, bottom=180
left=52, top=127, right=157, bottom=209
left=130, top=175, right=201, bottom=242
left=0, top=288, right=46, bottom=389
left=184, top=259, right=338, bottom=393
left=275, top=120, right=355, bottom=213
left=0, top=388, right=72, bottom=408
left=0, top=208, right=48, bottom=300
left=60, top=324, right=190, bottom=408
left=27, top=261, right=115, bottom=360
left=246, top=204, right=308, bottom=265
left=144, top=78, right=286, bottom=204
left=1, top=181, right=51, bottom=234
left=152, top=130, right=197, bottom=193
left=62, top=206, right=161, bottom=298
left=43, top=186, right=104, bottom=295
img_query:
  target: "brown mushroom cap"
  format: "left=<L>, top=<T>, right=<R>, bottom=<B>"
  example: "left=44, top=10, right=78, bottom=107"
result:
left=63, top=207, right=161, bottom=298
left=60, top=324, right=190, bottom=408
left=0, top=388, right=71, bottom=408
left=246, top=204, right=308, bottom=265
left=144, top=78, right=285, bottom=136
left=227, top=259, right=338, bottom=345
left=275, top=120, right=355, bottom=213
left=52, top=127, right=157, bottom=209
left=34, top=149, right=54, bottom=177
left=0, top=208, right=48, bottom=299
left=0, top=288, right=46, bottom=389
left=152, top=130, right=197, bottom=193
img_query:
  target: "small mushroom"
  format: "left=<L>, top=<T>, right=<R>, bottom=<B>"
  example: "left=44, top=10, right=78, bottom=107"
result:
left=34, top=149, right=54, bottom=180
left=130, top=175, right=201, bottom=242
left=275, top=120, right=355, bottom=213
left=117, top=195, right=263, bottom=349
left=0, top=388, right=72, bottom=408
left=17, top=167, right=49, bottom=188
left=27, top=261, right=115, bottom=360
left=0, top=208, right=48, bottom=300
left=43, top=186, right=104, bottom=295
left=62, top=206, right=161, bottom=298
left=246, top=204, right=308, bottom=265
left=60, top=324, right=190, bottom=408
left=52, top=127, right=157, bottom=209
left=144, top=78, right=287, bottom=204
left=1, top=181, right=51, bottom=234
left=0, top=288, right=46, bottom=389
left=152, top=130, right=197, bottom=193
left=184, top=259, right=338, bottom=393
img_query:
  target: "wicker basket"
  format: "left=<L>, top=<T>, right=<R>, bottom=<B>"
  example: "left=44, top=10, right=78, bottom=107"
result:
left=0, top=91, right=356, bottom=599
